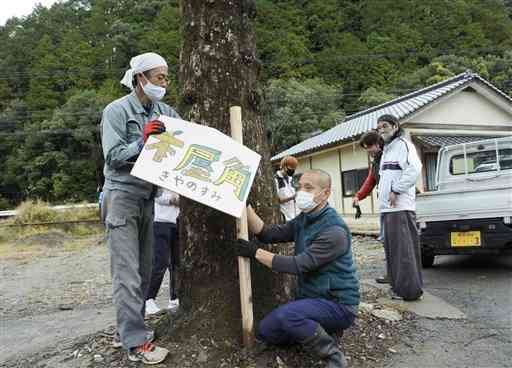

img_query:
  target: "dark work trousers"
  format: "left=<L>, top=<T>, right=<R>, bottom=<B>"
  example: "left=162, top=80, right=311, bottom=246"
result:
left=257, top=298, right=356, bottom=345
left=378, top=213, right=389, bottom=276
left=101, top=189, right=154, bottom=350
left=383, top=211, right=423, bottom=300
left=147, top=222, right=179, bottom=301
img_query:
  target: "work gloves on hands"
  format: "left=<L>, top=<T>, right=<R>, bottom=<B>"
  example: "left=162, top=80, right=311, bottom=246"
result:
left=234, top=239, right=259, bottom=258
left=353, top=204, right=362, bottom=219
left=143, top=120, right=166, bottom=143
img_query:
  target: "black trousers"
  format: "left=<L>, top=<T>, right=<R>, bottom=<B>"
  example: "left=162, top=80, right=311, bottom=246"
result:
left=382, top=211, right=423, bottom=300
left=147, top=222, right=179, bottom=300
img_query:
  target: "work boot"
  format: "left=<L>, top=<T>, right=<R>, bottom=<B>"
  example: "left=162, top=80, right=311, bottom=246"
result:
left=302, top=325, right=348, bottom=368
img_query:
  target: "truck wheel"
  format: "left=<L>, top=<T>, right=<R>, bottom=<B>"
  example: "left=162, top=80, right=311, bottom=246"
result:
left=421, top=251, right=435, bottom=268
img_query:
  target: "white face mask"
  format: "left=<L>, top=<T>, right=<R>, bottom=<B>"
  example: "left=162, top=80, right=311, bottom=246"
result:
left=141, top=75, right=166, bottom=102
left=296, top=190, right=317, bottom=212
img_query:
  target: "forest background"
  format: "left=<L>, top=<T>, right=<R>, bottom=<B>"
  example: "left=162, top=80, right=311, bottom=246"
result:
left=1, top=0, right=511, bottom=209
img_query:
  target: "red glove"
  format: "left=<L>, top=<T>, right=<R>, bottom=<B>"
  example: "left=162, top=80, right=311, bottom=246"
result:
left=143, top=120, right=166, bottom=143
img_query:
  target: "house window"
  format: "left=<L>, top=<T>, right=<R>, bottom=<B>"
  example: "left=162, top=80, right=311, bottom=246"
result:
left=341, top=169, right=368, bottom=197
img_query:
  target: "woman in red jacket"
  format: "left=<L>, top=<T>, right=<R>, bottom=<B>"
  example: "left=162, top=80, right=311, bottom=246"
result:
left=352, top=131, right=389, bottom=284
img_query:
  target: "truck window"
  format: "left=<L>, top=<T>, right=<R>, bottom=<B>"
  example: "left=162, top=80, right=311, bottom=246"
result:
left=449, top=148, right=512, bottom=175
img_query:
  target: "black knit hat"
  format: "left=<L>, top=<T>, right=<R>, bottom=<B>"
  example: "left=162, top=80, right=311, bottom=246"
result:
left=377, top=114, right=399, bottom=127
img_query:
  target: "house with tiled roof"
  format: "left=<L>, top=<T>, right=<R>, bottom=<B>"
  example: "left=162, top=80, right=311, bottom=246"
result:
left=272, top=71, right=512, bottom=216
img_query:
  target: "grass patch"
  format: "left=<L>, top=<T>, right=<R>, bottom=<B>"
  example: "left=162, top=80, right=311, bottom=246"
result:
left=13, top=200, right=59, bottom=224
left=0, top=228, right=55, bottom=259
left=57, top=206, right=100, bottom=222
left=0, top=201, right=103, bottom=260
left=68, top=224, right=102, bottom=236
left=0, top=230, right=103, bottom=260
left=11, top=200, right=100, bottom=224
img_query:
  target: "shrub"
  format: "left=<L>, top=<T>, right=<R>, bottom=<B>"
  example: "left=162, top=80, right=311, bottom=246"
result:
left=13, top=200, right=58, bottom=225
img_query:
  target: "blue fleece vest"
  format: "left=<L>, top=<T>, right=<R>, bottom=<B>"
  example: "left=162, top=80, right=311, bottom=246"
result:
left=294, top=206, right=360, bottom=306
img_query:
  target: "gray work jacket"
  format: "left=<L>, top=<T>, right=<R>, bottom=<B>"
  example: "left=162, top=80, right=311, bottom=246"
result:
left=101, top=91, right=179, bottom=198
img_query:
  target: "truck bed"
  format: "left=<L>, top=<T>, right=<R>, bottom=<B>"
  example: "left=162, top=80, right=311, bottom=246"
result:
left=416, top=184, right=512, bottom=223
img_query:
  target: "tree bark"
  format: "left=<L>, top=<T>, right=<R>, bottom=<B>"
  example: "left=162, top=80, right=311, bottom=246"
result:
left=177, top=0, right=292, bottom=342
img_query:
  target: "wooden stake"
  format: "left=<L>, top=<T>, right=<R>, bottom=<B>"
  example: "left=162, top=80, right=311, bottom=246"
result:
left=229, top=106, right=255, bottom=347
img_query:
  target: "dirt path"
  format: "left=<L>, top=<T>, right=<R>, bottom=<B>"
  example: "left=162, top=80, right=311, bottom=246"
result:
left=0, top=235, right=110, bottom=362
left=4, top=234, right=507, bottom=368
left=0, top=234, right=175, bottom=365
left=1, top=236, right=111, bottom=320
left=1, top=234, right=408, bottom=367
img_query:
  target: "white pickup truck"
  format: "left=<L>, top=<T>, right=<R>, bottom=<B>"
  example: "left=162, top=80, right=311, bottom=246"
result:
left=416, top=136, right=512, bottom=267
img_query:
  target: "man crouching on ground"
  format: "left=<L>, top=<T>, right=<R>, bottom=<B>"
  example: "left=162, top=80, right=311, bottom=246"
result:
left=235, top=169, right=360, bottom=368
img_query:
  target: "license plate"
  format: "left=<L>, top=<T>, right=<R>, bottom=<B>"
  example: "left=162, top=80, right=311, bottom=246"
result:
left=450, top=231, right=481, bottom=247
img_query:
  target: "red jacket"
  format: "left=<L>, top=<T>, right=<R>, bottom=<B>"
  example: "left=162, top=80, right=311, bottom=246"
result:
left=355, top=165, right=377, bottom=201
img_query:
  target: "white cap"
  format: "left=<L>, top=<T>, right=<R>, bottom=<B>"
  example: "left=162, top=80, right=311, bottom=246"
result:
left=120, top=52, right=167, bottom=90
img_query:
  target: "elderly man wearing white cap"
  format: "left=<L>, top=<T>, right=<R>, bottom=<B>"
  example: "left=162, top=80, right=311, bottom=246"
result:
left=100, top=52, right=179, bottom=364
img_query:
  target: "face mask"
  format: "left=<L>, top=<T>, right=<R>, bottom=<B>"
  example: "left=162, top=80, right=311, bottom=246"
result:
left=295, top=190, right=317, bottom=212
left=141, top=75, right=166, bottom=102
left=286, top=169, right=295, bottom=176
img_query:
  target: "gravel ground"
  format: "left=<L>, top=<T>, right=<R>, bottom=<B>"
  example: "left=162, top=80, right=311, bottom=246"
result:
left=1, top=234, right=111, bottom=320
left=1, top=233, right=417, bottom=368
left=2, top=226, right=510, bottom=368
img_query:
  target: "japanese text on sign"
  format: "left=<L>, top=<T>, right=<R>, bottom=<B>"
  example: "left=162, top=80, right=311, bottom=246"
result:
left=131, top=116, right=261, bottom=218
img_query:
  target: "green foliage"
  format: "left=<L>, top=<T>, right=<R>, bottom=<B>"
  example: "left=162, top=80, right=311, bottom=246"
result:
left=0, top=0, right=511, bottom=205
left=0, top=196, right=10, bottom=210
left=255, top=0, right=314, bottom=79
left=263, top=78, right=344, bottom=154
left=396, top=53, right=512, bottom=97
left=4, top=90, right=109, bottom=204
left=357, top=88, right=396, bottom=111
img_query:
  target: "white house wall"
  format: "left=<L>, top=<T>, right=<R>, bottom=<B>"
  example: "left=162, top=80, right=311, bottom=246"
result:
left=310, top=151, right=343, bottom=213
left=296, top=145, right=376, bottom=215
left=296, top=157, right=311, bottom=173
left=411, top=90, right=512, bottom=126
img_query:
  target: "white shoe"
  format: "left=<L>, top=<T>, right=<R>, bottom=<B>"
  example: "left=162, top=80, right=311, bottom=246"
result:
left=128, top=342, right=169, bottom=364
left=168, top=298, right=179, bottom=313
left=145, top=299, right=161, bottom=315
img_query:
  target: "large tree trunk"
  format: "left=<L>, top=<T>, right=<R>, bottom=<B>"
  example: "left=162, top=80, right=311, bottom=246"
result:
left=176, top=0, right=292, bottom=342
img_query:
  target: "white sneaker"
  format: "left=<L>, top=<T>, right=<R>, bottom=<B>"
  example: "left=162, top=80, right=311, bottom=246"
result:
left=128, top=342, right=169, bottom=364
left=145, top=299, right=161, bottom=315
left=168, top=298, right=179, bottom=313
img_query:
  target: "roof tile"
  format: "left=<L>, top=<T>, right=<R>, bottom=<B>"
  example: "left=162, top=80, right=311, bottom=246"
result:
left=272, top=72, right=511, bottom=161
